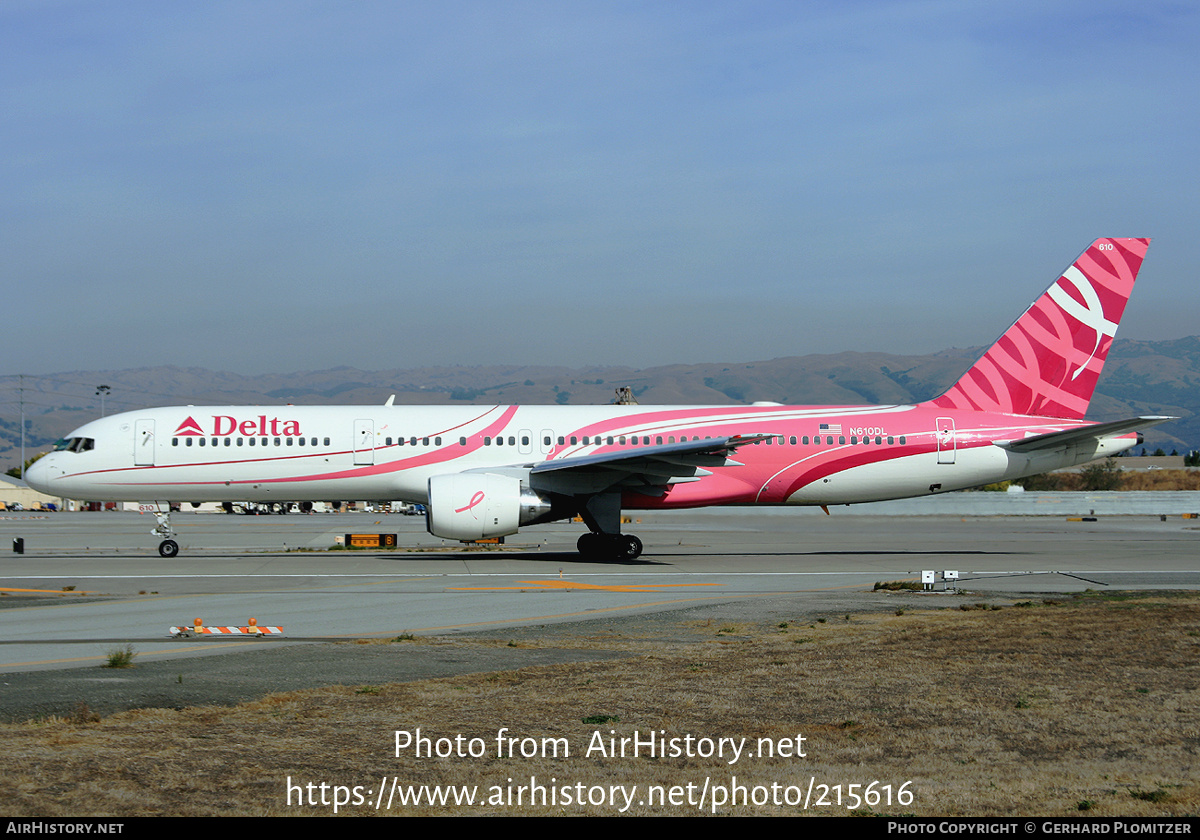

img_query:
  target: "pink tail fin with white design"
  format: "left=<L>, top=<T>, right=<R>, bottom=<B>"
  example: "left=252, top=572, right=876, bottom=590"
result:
left=927, top=237, right=1151, bottom=420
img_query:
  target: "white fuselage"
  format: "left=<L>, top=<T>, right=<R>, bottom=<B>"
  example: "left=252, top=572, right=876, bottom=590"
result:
left=26, top=402, right=1133, bottom=508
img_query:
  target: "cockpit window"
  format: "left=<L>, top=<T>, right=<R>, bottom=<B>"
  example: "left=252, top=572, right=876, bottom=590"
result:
left=54, top=437, right=95, bottom=453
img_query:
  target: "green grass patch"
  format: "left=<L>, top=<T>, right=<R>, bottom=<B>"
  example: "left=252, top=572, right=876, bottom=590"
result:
left=103, top=644, right=136, bottom=669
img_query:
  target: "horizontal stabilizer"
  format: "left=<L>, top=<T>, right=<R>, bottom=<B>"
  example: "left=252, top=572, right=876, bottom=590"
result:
left=993, top=416, right=1176, bottom=453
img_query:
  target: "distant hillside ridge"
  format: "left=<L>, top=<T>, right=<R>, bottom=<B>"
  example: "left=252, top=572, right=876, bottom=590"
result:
left=3, top=336, right=1196, bottom=472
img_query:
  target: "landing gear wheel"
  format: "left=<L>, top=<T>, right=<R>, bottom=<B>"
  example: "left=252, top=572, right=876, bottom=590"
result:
left=158, top=539, right=179, bottom=558
left=577, top=532, right=643, bottom=561
left=577, top=532, right=604, bottom=560
left=620, top=534, right=643, bottom=560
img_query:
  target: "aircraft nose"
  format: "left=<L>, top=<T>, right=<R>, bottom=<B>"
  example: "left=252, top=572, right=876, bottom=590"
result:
left=23, top=455, right=58, bottom=493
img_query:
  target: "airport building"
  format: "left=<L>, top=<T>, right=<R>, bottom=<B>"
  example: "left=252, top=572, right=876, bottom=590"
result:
left=0, top=474, right=64, bottom=511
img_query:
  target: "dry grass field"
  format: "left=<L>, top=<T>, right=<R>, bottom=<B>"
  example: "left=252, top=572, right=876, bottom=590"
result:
left=3, top=590, right=1198, bottom=817
left=1117, top=470, right=1200, bottom=491
left=1014, top=467, right=1200, bottom=492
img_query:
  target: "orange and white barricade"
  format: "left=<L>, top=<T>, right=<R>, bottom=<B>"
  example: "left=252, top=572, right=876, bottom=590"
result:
left=169, top=617, right=283, bottom=638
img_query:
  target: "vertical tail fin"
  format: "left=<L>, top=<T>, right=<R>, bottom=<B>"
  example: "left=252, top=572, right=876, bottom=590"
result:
left=927, top=237, right=1150, bottom=419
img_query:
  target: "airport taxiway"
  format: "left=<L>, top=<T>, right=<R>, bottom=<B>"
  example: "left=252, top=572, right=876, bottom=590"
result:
left=2, top=508, right=1198, bottom=677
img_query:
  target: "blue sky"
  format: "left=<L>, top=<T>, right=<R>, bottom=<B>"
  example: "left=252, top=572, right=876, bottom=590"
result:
left=3, top=1, right=1196, bottom=375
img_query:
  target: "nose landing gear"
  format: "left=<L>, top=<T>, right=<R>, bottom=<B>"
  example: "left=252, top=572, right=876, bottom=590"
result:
left=146, top=502, right=179, bottom=557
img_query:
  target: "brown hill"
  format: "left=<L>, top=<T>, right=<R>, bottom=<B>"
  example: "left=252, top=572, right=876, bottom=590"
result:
left=3, top=339, right=1195, bottom=473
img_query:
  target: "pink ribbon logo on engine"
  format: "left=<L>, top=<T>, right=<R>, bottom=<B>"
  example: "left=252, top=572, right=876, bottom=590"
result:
left=455, top=491, right=485, bottom=514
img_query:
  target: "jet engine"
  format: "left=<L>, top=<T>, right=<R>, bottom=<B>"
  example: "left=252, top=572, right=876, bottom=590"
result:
left=426, top=473, right=556, bottom=540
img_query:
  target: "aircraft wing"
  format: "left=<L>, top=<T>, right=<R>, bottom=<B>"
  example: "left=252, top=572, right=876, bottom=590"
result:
left=528, top=434, right=774, bottom=496
left=993, top=416, right=1176, bottom=453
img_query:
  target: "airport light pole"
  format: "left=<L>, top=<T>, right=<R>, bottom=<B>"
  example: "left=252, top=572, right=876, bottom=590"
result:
left=19, top=375, right=24, bottom=481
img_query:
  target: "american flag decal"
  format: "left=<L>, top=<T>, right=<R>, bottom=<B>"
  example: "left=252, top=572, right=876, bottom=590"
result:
left=819, top=423, right=842, bottom=435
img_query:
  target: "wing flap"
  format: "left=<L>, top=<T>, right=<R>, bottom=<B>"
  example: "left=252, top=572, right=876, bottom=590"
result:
left=528, top=434, right=773, bottom=493
left=530, top=434, right=772, bottom=475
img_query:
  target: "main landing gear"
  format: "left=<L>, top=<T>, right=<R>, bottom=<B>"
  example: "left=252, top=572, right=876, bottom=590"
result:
left=575, top=492, right=644, bottom=561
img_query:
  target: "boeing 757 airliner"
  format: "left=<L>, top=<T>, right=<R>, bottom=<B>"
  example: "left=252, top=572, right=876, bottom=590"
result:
left=26, top=238, right=1170, bottom=559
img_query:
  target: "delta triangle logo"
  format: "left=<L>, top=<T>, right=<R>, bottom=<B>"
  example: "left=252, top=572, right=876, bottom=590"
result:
left=174, top=416, right=204, bottom=436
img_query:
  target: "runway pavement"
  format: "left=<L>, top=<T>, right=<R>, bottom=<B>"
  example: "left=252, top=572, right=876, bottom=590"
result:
left=2, top=508, right=1197, bottom=677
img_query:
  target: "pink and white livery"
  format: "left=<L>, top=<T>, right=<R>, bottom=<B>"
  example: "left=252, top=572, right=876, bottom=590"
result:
left=26, top=238, right=1171, bottom=560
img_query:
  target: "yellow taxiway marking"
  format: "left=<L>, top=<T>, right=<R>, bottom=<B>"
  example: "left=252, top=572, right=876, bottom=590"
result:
left=0, top=587, right=93, bottom=595
left=450, top=579, right=723, bottom=593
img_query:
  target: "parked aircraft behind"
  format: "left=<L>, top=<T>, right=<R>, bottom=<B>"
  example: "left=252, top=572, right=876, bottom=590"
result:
left=26, top=238, right=1170, bottom=560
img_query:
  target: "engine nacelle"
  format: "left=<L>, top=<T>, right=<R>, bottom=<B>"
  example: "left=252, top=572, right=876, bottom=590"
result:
left=426, top=473, right=554, bottom=540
